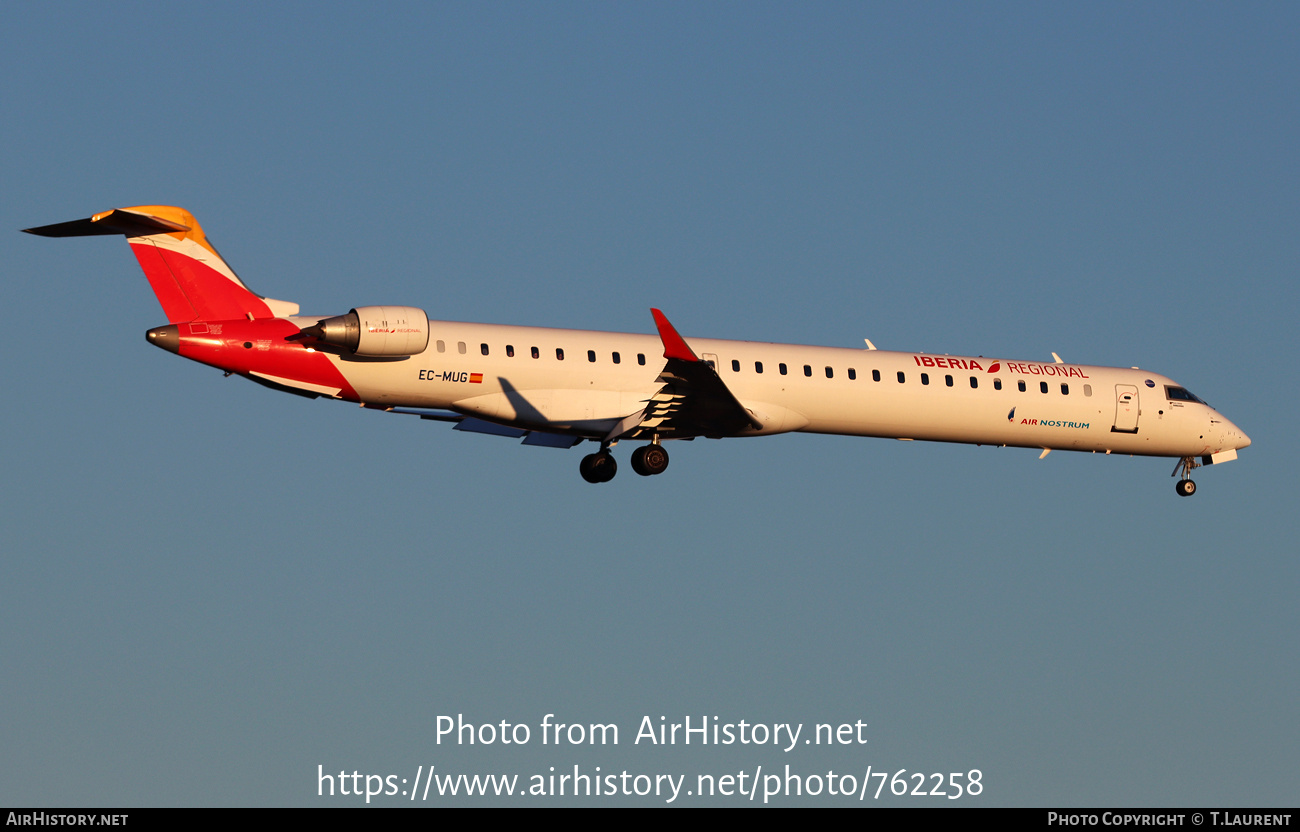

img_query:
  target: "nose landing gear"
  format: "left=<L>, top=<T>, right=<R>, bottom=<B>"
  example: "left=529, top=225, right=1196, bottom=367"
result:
left=1172, top=456, right=1201, bottom=497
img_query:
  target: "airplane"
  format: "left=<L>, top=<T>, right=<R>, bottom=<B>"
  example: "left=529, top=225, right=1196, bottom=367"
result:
left=23, top=205, right=1251, bottom=495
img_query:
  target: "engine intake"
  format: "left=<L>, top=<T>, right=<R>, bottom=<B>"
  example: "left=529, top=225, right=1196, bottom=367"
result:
left=304, top=306, right=430, bottom=356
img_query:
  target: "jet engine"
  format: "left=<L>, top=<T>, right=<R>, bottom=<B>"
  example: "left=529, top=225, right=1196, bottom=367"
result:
left=302, top=306, right=430, bottom=356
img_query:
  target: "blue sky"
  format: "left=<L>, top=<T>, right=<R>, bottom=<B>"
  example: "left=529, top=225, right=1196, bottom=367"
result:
left=2, top=2, right=1296, bottom=806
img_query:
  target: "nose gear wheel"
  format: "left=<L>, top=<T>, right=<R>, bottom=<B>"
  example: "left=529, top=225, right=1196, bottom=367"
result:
left=1171, top=456, right=1201, bottom=497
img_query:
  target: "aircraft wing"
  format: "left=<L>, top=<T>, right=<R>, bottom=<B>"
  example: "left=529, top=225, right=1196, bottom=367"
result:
left=383, top=408, right=584, bottom=448
left=383, top=308, right=760, bottom=446
left=615, top=309, right=763, bottom=441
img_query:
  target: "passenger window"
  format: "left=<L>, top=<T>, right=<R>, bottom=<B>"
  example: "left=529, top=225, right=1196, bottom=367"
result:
left=1018, top=381, right=1027, bottom=392
left=556, top=348, right=565, bottom=360
left=1061, top=383, right=1069, bottom=395
left=945, top=374, right=953, bottom=387
left=588, top=350, right=596, bottom=363
left=531, top=346, right=539, bottom=359
left=994, top=379, right=1002, bottom=390
left=872, top=369, right=881, bottom=382
left=921, top=373, right=929, bottom=385
left=457, top=341, right=467, bottom=355
left=1040, top=381, right=1048, bottom=393
left=803, top=365, right=812, bottom=377
left=825, top=366, right=833, bottom=378
left=637, top=353, right=645, bottom=365
left=1084, top=384, right=1092, bottom=397
left=755, top=361, right=764, bottom=374
left=848, top=368, right=856, bottom=380
left=481, top=343, right=489, bottom=356
left=436, top=340, right=446, bottom=353
left=970, top=376, right=978, bottom=389
left=732, top=359, right=740, bottom=372
left=780, top=363, right=788, bottom=375
left=897, top=371, right=906, bottom=383
left=612, top=352, right=621, bottom=364
left=506, top=345, right=514, bottom=357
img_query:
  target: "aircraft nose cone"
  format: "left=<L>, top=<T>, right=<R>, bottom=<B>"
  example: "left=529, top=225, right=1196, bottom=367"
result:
left=146, top=325, right=180, bottom=354
left=1220, top=417, right=1251, bottom=450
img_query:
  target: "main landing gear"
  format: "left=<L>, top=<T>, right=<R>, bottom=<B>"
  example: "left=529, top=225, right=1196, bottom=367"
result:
left=1172, top=456, right=1201, bottom=497
left=579, top=449, right=617, bottom=484
left=630, top=443, right=669, bottom=477
left=579, top=441, right=670, bottom=483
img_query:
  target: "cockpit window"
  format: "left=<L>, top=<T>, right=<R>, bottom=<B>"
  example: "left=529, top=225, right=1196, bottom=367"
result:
left=1165, top=386, right=1205, bottom=404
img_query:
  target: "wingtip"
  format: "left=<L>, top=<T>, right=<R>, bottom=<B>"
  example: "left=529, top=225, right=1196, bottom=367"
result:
left=651, top=308, right=698, bottom=362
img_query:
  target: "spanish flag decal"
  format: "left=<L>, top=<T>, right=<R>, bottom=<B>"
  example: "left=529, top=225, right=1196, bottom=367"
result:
left=470, top=373, right=484, bottom=384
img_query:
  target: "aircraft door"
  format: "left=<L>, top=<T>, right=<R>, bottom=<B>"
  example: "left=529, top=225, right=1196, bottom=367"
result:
left=701, top=353, right=719, bottom=370
left=1112, top=384, right=1139, bottom=433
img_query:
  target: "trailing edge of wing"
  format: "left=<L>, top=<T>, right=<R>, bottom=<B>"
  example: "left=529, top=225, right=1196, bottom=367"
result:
left=384, top=408, right=582, bottom=447
left=604, top=405, right=650, bottom=443
left=522, top=432, right=584, bottom=448
left=246, top=371, right=339, bottom=399
left=388, top=407, right=463, bottom=423
left=455, top=417, right=582, bottom=447
left=455, top=418, right=528, bottom=437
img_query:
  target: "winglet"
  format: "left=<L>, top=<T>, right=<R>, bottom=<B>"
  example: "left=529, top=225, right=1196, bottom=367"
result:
left=651, top=308, right=698, bottom=362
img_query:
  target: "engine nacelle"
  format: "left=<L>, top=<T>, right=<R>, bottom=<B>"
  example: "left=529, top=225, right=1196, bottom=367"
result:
left=304, top=306, right=430, bottom=356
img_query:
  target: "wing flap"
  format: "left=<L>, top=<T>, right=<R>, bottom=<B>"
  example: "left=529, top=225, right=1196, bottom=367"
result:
left=633, top=308, right=762, bottom=438
left=455, top=418, right=528, bottom=438
left=383, top=408, right=582, bottom=448
left=522, top=432, right=584, bottom=448
left=248, top=371, right=341, bottom=399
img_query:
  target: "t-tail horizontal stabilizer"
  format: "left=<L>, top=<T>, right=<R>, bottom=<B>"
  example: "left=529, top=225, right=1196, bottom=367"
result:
left=23, top=205, right=299, bottom=323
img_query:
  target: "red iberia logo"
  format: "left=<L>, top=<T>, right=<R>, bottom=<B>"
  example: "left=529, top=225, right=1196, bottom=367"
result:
left=913, top=355, right=984, bottom=371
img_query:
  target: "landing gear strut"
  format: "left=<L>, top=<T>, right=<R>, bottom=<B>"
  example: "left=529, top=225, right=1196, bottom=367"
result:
left=1172, top=456, right=1200, bottom=497
left=630, top=442, right=669, bottom=476
left=579, top=449, right=617, bottom=483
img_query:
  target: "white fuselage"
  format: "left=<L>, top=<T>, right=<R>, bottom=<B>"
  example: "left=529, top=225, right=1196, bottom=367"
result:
left=292, top=317, right=1250, bottom=460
